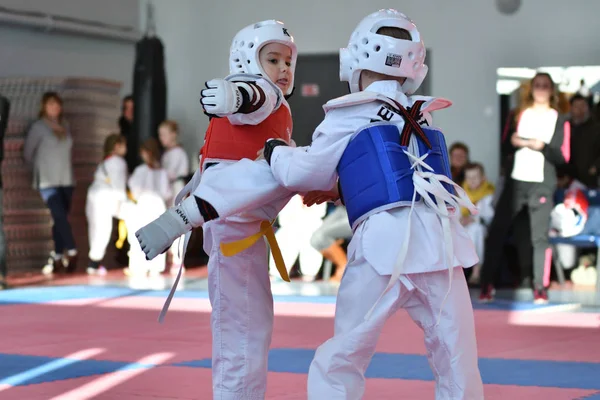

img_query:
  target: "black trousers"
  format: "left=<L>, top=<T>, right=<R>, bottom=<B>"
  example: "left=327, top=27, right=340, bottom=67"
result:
left=39, top=186, right=76, bottom=254
left=481, top=180, right=553, bottom=288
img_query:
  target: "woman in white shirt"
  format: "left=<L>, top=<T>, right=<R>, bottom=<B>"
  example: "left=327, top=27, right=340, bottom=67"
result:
left=480, top=72, right=567, bottom=304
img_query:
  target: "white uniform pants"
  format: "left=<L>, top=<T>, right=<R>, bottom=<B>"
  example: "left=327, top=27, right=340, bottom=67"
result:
left=308, top=249, right=484, bottom=399
left=310, top=206, right=352, bottom=252
left=269, top=222, right=324, bottom=278
left=124, top=194, right=167, bottom=274
left=464, top=221, right=486, bottom=263
left=86, top=191, right=117, bottom=262
left=169, top=179, right=187, bottom=266
left=269, top=196, right=325, bottom=278
left=555, top=243, right=577, bottom=269
left=203, top=219, right=274, bottom=400
left=197, top=161, right=295, bottom=399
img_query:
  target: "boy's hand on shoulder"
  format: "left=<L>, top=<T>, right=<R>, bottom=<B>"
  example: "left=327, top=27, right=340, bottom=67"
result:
left=200, top=79, right=242, bottom=116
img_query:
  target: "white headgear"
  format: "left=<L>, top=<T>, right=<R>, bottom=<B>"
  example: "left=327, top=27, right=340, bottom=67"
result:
left=550, top=189, right=589, bottom=237
left=229, top=20, right=297, bottom=96
left=340, top=9, right=427, bottom=94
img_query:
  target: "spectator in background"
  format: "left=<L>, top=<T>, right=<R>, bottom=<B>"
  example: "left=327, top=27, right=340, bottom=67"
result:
left=118, top=95, right=136, bottom=173
left=479, top=72, right=566, bottom=304
left=85, top=134, right=128, bottom=276
left=310, top=205, right=352, bottom=282
left=567, top=94, right=600, bottom=188
left=268, top=195, right=327, bottom=282
left=550, top=165, right=588, bottom=276
left=449, top=142, right=470, bottom=185
left=460, top=163, right=495, bottom=284
left=23, top=92, right=78, bottom=275
left=115, top=94, right=135, bottom=267
left=578, top=79, right=590, bottom=98
left=158, top=120, right=190, bottom=274
left=123, top=138, right=172, bottom=277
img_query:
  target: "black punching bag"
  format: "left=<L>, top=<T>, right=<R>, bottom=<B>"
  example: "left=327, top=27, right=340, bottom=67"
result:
left=0, top=95, right=9, bottom=287
left=132, top=35, right=167, bottom=166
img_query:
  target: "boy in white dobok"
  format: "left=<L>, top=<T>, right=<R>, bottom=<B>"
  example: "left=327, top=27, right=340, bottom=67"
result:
left=263, top=10, right=485, bottom=399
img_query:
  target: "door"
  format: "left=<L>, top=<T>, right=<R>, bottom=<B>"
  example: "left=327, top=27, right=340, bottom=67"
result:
left=289, top=52, right=431, bottom=146
left=288, top=54, right=349, bottom=146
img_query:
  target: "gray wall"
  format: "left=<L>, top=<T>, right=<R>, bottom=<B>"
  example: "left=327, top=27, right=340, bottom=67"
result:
left=0, top=0, right=139, bottom=97
left=140, top=0, right=600, bottom=180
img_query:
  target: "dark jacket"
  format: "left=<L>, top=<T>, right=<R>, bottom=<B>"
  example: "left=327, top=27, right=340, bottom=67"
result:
left=119, top=116, right=138, bottom=173
left=567, top=117, right=600, bottom=188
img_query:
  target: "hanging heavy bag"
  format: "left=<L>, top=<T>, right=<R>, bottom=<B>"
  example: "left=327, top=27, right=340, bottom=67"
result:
left=132, top=36, right=167, bottom=167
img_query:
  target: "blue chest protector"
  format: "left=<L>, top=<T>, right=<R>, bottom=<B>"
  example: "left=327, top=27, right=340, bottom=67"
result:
left=337, top=123, right=453, bottom=229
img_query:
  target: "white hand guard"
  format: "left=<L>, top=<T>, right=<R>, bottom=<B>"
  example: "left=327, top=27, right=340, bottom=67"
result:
left=135, top=205, right=194, bottom=261
left=200, top=79, right=243, bottom=116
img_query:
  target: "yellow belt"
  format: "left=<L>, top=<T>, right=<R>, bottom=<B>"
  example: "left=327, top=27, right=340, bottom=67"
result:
left=220, top=220, right=290, bottom=282
left=115, top=190, right=136, bottom=249
left=116, top=219, right=128, bottom=249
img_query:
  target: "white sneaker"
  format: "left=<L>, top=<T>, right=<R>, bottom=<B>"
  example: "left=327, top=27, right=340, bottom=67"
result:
left=87, top=266, right=107, bottom=276
left=42, top=253, right=62, bottom=275
left=42, top=263, right=54, bottom=276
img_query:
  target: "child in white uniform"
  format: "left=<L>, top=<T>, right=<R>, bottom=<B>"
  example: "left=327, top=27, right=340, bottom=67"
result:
left=263, top=11, right=484, bottom=399
left=85, top=134, right=128, bottom=275
left=158, top=120, right=190, bottom=274
left=135, top=20, right=299, bottom=399
left=460, top=162, right=495, bottom=284
left=125, top=138, right=171, bottom=276
left=269, top=194, right=327, bottom=281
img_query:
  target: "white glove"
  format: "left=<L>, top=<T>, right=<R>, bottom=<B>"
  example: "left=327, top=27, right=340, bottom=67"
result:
left=200, top=79, right=243, bottom=116
left=135, top=205, right=194, bottom=260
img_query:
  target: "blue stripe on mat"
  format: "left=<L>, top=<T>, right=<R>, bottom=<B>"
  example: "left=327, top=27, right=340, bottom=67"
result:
left=0, top=353, right=151, bottom=386
left=0, top=349, right=600, bottom=390
left=175, top=348, right=600, bottom=390
left=1, top=349, right=599, bottom=389
left=0, top=285, right=579, bottom=311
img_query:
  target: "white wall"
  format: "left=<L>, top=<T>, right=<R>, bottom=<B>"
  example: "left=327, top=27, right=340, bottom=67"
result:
left=0, top=0, right=140, bottom=96
left=143, top=0, right=600, bottom=179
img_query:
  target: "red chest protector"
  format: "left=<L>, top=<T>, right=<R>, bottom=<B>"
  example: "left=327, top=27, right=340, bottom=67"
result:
left=200, top=105, right=292, bottom=169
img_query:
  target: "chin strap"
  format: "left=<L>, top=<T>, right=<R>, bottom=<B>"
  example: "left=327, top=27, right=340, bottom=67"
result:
left=284, top=86, right=295, bottom=100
